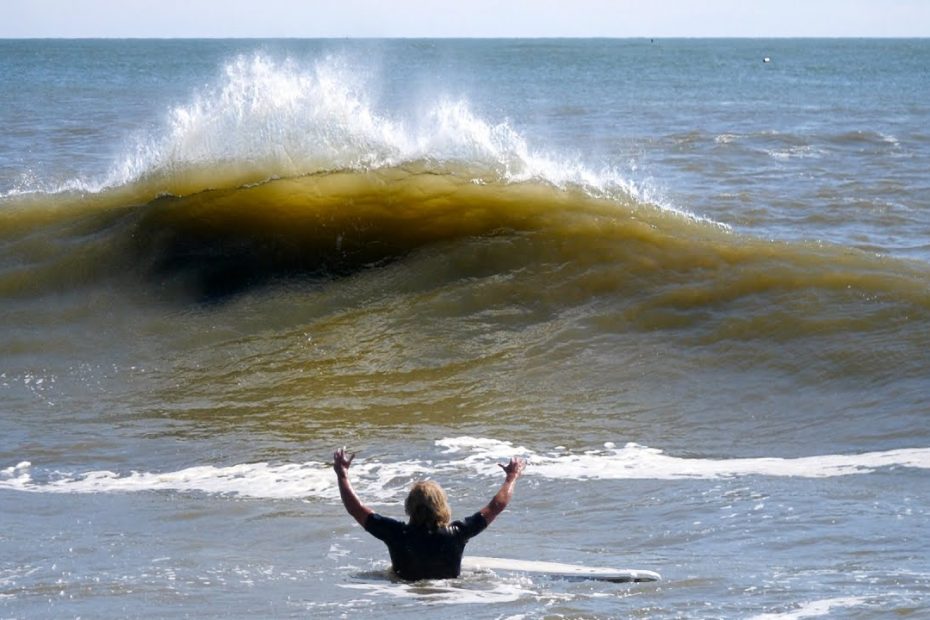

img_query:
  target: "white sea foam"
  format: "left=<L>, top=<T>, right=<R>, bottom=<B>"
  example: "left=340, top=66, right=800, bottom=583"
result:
left=2, top=438, right=928, bottom=500
left=748, top=596, right=871, bottom=619
left=338, top=580, right=533, bottom=605
left=439, top=438, right=930, bottom=481
left=0, top=457, right=427, bottom=502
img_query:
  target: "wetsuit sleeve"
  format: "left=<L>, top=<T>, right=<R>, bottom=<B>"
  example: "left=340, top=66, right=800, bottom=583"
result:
left=454, top=511, right=489, bottom=540
left=363, top=513, right=405, bottom=542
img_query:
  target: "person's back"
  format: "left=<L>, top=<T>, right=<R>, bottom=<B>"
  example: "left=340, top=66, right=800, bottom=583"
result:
left=365, top=512, right=487, bottom=580
left=333, top=449, right=525, bottom=580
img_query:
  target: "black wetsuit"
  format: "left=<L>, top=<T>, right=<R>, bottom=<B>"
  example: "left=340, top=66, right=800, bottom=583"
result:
left=363, top=512, right=488, bottom=580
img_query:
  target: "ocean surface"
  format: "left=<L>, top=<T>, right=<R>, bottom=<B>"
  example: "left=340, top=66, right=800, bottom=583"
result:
left=1, top=38, right=929, bottom=619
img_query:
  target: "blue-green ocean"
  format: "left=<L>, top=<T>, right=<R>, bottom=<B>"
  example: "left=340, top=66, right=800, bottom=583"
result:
left=1, top=39, right=929, bottom=618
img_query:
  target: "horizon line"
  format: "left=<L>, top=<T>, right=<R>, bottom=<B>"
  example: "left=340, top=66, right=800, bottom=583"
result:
left=2, top=35, right=928, bottom=41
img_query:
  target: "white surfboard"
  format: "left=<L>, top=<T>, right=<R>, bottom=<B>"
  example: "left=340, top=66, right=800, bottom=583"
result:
left=461, top=556, right=661, bottom=583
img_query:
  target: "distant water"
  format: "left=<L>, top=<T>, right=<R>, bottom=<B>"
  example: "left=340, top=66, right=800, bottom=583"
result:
left=1, top=39, right=929, bottom=619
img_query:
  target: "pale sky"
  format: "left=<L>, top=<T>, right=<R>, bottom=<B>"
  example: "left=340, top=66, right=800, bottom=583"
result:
left=3, top=0, right=929, bottom=38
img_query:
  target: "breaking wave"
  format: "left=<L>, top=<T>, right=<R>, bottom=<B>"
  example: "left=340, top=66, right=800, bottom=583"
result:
left=2, top=53, right=647, bottom=206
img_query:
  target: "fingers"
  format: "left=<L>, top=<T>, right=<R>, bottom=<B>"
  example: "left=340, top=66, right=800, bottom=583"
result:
left=499, top=457, right=526, bottom=475
left=333, top=448, right=356, bottom=467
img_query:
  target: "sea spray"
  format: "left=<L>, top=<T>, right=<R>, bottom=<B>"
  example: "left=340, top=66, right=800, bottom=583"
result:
left=4, top=53, right=650, bottom=210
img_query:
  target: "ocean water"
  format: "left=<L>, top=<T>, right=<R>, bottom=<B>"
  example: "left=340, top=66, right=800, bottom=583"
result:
left=1, top=38, right=929, bottom=618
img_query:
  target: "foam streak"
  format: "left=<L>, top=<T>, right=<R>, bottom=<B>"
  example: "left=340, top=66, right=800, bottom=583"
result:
left=2, top=439, right=928, bottom=500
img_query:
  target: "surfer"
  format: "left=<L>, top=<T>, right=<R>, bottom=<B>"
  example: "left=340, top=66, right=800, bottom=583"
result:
left=333, top=447, right=526, bottom=581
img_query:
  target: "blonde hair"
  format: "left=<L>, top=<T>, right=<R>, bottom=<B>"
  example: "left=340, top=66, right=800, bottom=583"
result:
left=405, top=480, right=452, bottom=529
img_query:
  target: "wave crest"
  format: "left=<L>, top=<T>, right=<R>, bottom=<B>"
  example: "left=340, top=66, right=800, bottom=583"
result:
left=91, top=53, right=640, bottom=201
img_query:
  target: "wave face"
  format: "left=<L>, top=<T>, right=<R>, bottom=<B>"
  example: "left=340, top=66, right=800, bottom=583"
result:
left=4, top=163, right=930, bottom=329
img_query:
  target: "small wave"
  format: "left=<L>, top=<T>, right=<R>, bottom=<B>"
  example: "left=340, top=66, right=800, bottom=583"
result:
left=3, top=438, right=929, bottom=500
left=708, top=129, right=902, bottom=161
left=765, top=144, right=825, bottom=161
left=829, top=130, right=900, bottom=148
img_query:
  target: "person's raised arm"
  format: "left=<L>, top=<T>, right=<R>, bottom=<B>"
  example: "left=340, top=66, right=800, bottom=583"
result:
left=333, top=448, right=373, bottom=527
left=479, top=457, right=526, bottom=525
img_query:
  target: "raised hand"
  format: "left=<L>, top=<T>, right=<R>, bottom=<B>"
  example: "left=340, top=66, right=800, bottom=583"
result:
left=498, top=457, right=526, bottom=479
left=333, top=447, right=355, bottom=478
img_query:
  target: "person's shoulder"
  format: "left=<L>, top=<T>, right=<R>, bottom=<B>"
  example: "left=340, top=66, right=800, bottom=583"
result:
left=450, top=511, right=488, bottom=536
left=364, top=513, right=405, bottom=534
